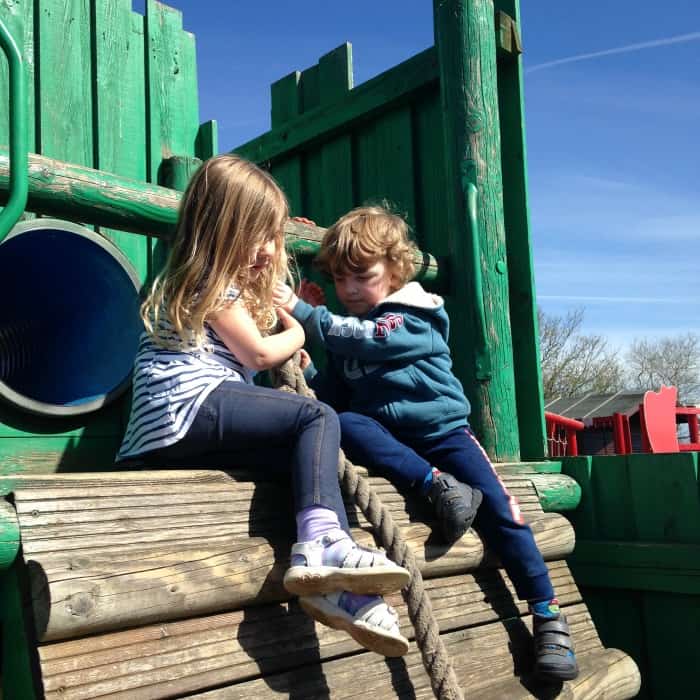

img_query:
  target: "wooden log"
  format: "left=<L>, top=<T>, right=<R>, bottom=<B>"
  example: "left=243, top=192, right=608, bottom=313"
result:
left=10, top=470, right=575, bottom=641
left=434, top=0, right=519, bottom=461
left=528, top=472, right=582, bottom=512
left=36, top=599, right=639, bottom=700
left=0, top=149, right=440, bottom=284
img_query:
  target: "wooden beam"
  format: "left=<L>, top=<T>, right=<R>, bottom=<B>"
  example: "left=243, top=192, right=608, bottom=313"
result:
left=235, top=47, right=438, bottom=164
left=10, top=470, right=573, bottom=641
left=0, top=149, right=443, bottom=285
left=434, top=0, right=520, bottom=460
left=569, top=540, right=700, bottom=595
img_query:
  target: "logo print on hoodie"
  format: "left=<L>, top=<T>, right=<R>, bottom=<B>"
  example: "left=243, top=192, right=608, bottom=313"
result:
left=375, top=313, right=404, bottom=337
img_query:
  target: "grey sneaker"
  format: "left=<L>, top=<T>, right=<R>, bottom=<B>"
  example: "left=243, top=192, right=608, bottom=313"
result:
left=533, top=613, right=579, bottom=681
left=427, top=472, right=482, bottom=544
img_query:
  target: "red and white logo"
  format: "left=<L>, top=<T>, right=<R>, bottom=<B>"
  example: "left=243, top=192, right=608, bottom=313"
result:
left=375, top=313, right=404, bottom=338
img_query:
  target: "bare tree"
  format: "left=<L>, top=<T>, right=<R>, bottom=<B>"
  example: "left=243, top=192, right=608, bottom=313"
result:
left=627, top=333, right=700, bottom=403
left=538, top=307, right=625, bottom=398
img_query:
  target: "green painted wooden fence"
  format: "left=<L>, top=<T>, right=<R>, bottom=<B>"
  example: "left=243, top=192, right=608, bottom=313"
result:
left=236, top=0, right=547, bottom=463
left=0, top=0, right=215, bottom=479
left=564, top=451, right=700, bottom=699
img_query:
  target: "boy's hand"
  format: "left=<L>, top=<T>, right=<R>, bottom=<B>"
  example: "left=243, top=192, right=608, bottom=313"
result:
left=274, top=282, right=299, bottom=312
left=297, top=278, right=325, bottom=307
left=298, top=348, right=312, bottom=370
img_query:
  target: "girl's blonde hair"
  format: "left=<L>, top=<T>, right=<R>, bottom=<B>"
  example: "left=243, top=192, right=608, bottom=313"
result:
left=316, top=205, right=416, bottom=286
left=142, top=154, right=289, bottom=347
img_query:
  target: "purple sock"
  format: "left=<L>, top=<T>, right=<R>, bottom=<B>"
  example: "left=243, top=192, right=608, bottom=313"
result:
left=295, top=506, right=355, bottom=567
left=296, top=505, right=342, bottom=543
left=338, top=591, right=381, bottom=615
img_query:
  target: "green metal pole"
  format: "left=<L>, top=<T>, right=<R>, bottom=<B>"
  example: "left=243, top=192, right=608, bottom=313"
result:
left=434, top=0, right=520, bottom=461
left=0, top=16, right=28, bottom=241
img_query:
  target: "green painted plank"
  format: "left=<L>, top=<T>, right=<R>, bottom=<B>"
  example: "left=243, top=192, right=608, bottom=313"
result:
left=626, top=451, right=700, bottom=543
left=180, top=30, right=200, bottom=156
left=494, top=0, right=547, bottom=461
left=195, top=119, right=218, bottom=159
left=93, top=0, right=148, bottom=283
left=642, top=592, right=700, bottom=699
left=160, top=155, right=201, bottom=192
left=318, top=44, right=354, bottom=227
left=236, top=47, right=438, bottom=164
left=0, top=436, right=121, bottom=479
left=0, top=563, right=41, bottom=699
left=355, top=107, right=416, bottom=227
left=589, top=455, right=638, bottom=540
left=572, top=540, right=700, bottom=574
left=36, top=0, right=92, bottom=165
left=561, top=455, right=597, bottom=538
left=145, top=0, right=188, bottom=180
left=270, top=71, right=302, bottom=215
left=299, top=62, right=320, bottom=113
left=0, top=499, right=19, bottom=570
left=579, top=588, right=651, bottom=700
left=412, top=87, right=448, bottom=256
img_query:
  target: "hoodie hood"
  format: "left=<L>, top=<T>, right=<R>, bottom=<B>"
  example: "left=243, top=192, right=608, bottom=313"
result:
left=377, top=281, right=444, bottom=311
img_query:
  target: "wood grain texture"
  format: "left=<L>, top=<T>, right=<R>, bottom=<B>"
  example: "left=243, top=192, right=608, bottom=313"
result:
left=35, top=599, right=639, bottom=700
left=434, top=0, right=519, bottom=461
left=10, top=470, right=574, bottom=641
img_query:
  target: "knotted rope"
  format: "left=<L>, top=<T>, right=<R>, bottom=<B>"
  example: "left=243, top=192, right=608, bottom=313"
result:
left=271, top=355, right=465, bottom=700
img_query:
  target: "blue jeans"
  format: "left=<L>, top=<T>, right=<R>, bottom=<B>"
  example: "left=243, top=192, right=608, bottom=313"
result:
left=339, top=412, right=553, bottom=602
left=138, top=380, right=350, bottom=531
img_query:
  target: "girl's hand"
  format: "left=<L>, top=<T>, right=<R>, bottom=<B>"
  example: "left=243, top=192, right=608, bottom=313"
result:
left=274, top=282, right=299, bottom=311
left=290, top=216, right=317, bottom=227
left=276, top=306, right=302, bottom=332
left=297, top=278, right=326, bottom=307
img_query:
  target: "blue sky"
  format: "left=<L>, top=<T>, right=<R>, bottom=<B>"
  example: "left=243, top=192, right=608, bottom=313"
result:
left=148, top=1, right=699, bottom=352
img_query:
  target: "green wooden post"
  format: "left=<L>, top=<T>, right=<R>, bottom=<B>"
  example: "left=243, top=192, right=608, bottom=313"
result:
left=495, top=1, right=548, bottom=460
left=160, top=155, right=202, bottom=193
left=0, top=563, right=40, bottom=699
left=0, top=499, right=19, bottom=569
left=434, top=0, right=520, bottom=461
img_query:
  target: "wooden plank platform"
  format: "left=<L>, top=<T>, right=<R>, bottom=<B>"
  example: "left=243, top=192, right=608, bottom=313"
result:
left=6, top=469, right=640, bottom=699
left=36, top=567, right=638, bottom=699
left=10, top=470, right=574, bottom=642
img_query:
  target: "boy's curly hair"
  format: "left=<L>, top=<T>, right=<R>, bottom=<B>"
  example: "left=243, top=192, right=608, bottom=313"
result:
left=316, top=205, right=416, bottom=285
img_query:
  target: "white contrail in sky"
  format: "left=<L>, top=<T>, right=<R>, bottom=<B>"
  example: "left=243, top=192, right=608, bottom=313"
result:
left=538, top=295, right=688, bottom=304
left=526, top=32, right=700, bottom=73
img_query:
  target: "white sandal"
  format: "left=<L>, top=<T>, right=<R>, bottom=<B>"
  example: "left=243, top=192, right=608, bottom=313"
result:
left=300, top=592, right=410, bottom=657
left=283, top=531, right=410, bottom=596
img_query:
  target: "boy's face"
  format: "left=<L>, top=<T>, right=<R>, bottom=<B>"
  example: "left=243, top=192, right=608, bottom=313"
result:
left=332, top=261, right=399, bottom=316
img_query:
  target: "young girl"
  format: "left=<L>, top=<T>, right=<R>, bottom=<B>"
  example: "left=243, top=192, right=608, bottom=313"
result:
left=116, top=156, right=410, bottom=657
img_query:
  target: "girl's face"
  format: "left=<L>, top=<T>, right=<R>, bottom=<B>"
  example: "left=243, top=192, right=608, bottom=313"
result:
left=248, top=234, right=278, bottom=277
left=333, top=260, right=399, bottom=316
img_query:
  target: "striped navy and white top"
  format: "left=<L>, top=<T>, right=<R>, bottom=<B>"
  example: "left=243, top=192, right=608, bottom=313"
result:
left=116, top=289, right=253, bottom=460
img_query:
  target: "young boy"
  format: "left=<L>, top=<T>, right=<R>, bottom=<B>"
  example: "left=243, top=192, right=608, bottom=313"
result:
left=276, top=205, right=578, bottom=682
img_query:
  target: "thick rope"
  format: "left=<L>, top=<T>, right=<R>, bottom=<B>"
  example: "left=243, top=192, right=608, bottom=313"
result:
left=271, top=355, right=465, bottom=700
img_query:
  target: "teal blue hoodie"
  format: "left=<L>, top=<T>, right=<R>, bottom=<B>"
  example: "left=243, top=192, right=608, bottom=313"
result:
left=291, top=282, right=471, bottom=441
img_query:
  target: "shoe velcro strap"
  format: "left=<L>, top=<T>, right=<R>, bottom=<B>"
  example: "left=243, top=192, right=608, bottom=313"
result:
left=535, top=617, right=571, bottom=635
left=536, top=632, right=573, bottom=650
left=538, top=645, right=572, bottom=657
